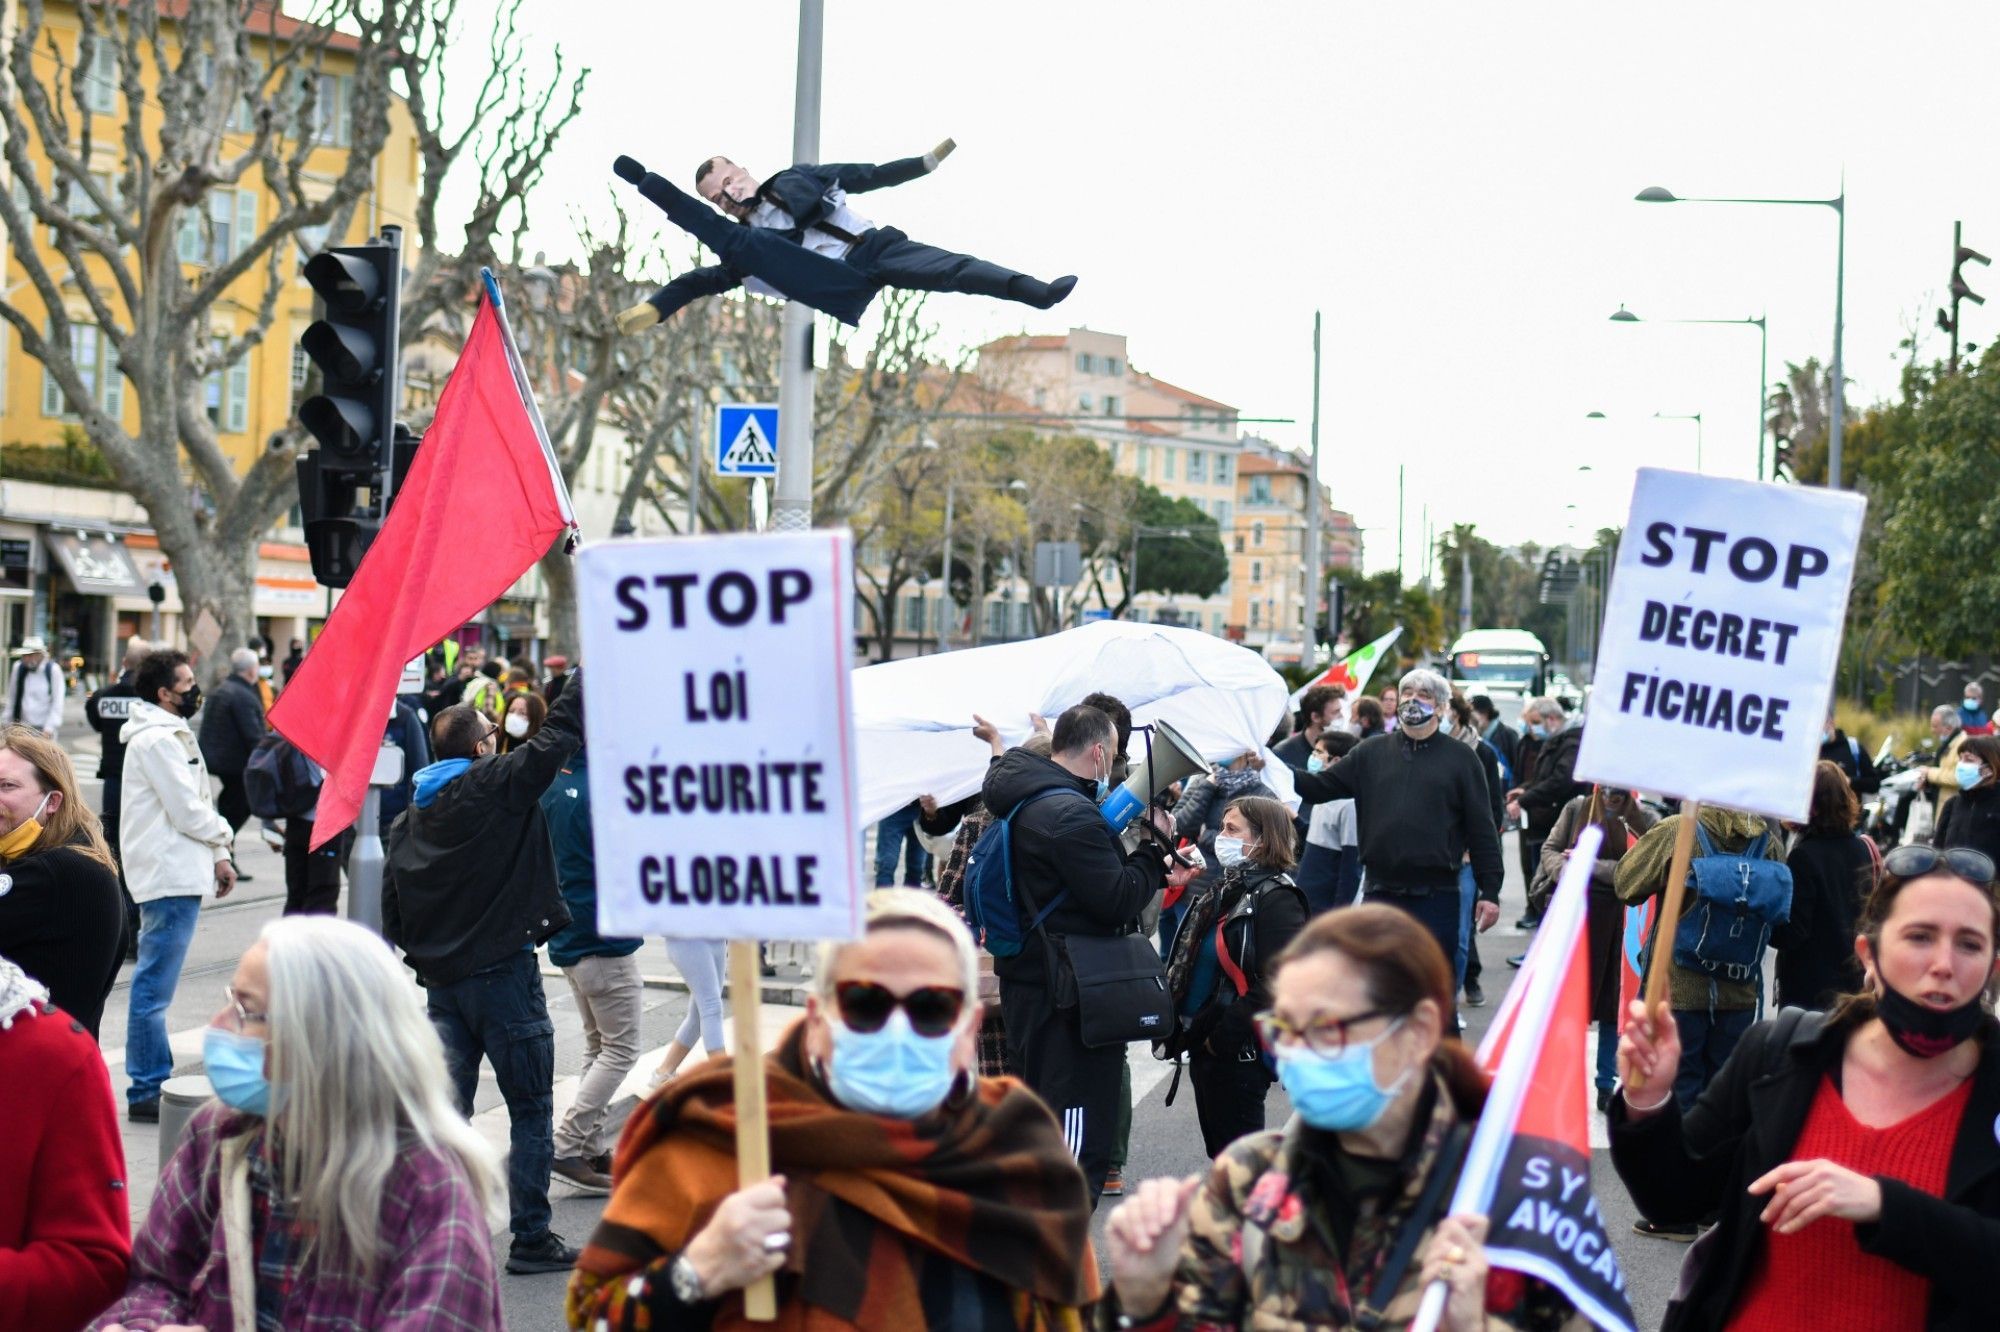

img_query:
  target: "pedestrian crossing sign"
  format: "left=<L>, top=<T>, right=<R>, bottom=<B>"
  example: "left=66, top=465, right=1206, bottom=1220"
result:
left=716, top=402, right=779, bottom=476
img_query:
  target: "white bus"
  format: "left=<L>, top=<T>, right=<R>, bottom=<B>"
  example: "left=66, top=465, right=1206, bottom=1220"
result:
left=1447, top=629, right=1551, bottom=716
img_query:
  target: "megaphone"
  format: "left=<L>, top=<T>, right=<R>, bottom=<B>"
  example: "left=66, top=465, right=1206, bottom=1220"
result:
left=1101, top=719, right=1212, bottom=847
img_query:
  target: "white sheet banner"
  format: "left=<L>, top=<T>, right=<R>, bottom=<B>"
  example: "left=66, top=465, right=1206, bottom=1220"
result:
left=576, top=532, right=865, bottom=941
left=1576, top=469, right=1865, bottom=822
left=851, top=620, right=1296, bottom=827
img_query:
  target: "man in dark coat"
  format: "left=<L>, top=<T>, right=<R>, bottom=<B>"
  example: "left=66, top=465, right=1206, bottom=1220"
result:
left=613, top=143, right=1076, bottom=330
left=1819, top=711, right=1881, bottom=796
left=382, top=673, right=584, bottom=1275
left=981, top=703, right=1169, bottom=1203
left=1507, top=696, right=1588, bottom=927
left=84, top=636, right=148, bottom=952
left=195, top=647, right=267, bottom=870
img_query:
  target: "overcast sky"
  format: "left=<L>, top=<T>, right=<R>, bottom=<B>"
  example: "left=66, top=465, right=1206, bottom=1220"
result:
left=446, top=1, right=2000, bottom=575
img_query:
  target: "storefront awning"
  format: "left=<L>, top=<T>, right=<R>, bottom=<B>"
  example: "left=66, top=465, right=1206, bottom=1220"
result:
left=44, top=532, right=144, bottom=596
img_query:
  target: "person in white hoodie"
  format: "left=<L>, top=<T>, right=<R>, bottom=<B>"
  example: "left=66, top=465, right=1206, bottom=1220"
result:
left=119, top=648, right=236, bottom=1122
left=7, top=636, right=64, bottom=737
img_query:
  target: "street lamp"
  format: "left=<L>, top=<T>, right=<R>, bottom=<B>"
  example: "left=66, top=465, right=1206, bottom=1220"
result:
left=1609, top=307, right=1768, bottom=478
left=1583, top=410, right=1704, bottom=473
left=938, top=477, right=1027, bottom=652
left=1635, top=181, right=1845, bottom=487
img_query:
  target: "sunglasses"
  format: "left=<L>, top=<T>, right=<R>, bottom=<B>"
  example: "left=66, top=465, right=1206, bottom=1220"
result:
left=1883, top=843, right=1997, bottom=887
left=833, top=981, right=966, bottom=1037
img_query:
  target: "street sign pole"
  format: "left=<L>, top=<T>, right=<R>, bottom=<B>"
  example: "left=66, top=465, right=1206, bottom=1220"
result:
left=771, top=0, right=823, bottom=534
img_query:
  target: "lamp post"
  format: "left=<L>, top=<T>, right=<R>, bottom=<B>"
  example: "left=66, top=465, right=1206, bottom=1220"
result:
left=1583, top=410, right=1705, bottom=473
left=1635, top=181, right=1845, bottom=487
left=1609, top=307, right=1769, bottom=478
left=938, top=478, right=1027, bottom=652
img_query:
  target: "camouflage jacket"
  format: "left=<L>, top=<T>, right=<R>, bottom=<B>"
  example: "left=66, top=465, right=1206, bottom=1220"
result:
left=1111, top=1074, right=1585, bottom=1330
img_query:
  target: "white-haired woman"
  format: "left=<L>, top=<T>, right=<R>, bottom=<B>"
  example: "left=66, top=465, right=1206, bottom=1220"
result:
left=90, top=915, right=504, bottom=1332
left=568, top=888, right=1100, bottom=1330
left=1291, top=668, right=1507, bottom=982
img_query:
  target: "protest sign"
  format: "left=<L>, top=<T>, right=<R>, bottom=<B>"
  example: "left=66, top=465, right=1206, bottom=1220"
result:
left=576, top=531, right=865, bottom=941
left=1575, top=469, right=1865, bottom=824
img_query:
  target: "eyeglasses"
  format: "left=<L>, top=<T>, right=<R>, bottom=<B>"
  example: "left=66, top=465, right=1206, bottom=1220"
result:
left=833, top=981, right=966, bottom=1037
left=1255, top=1008, right=1395, bottom=1058
left=223, top=985, right=268, bottom=1030
left=1883, top=843, right=1997, bottom=887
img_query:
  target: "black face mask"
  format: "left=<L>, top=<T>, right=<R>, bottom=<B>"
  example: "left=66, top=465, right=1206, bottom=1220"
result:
left=174, top=683, right=202, bottom=717
left=1876, top=980, right=1986, bottom=1058
left=1396, top=699, right=1434, bottom=730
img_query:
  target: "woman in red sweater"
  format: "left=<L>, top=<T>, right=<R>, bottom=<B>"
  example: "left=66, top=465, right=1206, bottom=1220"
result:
left=1610, top=844, right=2000, bottom=1332
left=0, top=952, right=130, bottom=1331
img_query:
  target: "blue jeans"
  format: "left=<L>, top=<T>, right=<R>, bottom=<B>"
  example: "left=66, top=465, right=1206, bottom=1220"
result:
left=1366, top=884, right=1460, bottom=976
left=872, top=805, right=931, bottom=887
left=428, top=950, right=556, bottom=1241
left=1334, top=847, right=1363, bottom=910
left=126, top=895, right=204, bottom=1104
left=1454, top=864, right=1477, bottom=991
left=1296, top=843, right=1342, bottom=916
left=1597, top=1016, right=1620, bottom=1092
left=1671, top=1006, right=1755, bottom=1110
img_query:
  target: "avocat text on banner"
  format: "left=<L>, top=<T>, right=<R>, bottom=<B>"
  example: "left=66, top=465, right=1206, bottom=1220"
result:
left=1288, top=626, right=1403, bottom=709
left=271, top=272, right=576, bottom=848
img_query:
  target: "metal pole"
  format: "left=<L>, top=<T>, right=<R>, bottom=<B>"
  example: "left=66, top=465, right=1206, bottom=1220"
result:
left=1306, top=311, right=1323, bottom=643
left=1696, top=412, right=1704, bottom=473
left=1396, top=465, right=1405, bottom=581
left=687, top=386, right=703, bottom=534
left=1128, top=528, right=1140, bottom=620
left=937, top=483, right=954, bottom=652
left=770, top=0, right=823, bottom=533
left=1757, top=317, right=1768, bottom=481
left=1828, top=182, right=1846, bottom=489
left=1951, top=221, right=1963, bottom=374
left=347, top=784, right=384, bottom=933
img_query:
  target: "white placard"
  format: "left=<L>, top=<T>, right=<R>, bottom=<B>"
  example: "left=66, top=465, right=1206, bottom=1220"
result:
left=1575, top=469, right=1866, bottom=822
left=576, top=531, right=864, bottom=940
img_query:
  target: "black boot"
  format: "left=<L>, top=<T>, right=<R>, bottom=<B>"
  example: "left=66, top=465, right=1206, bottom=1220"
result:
left=1005, top=274, right=1078, bottom=309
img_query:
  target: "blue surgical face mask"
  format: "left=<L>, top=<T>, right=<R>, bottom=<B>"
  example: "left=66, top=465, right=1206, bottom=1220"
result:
left=203, top=1026, right=272, bottom=1116
left=1214, top=835, right=1250, bottom=868
left=1526, top=721, right=1548, bottom=741
left=1957, top=761, right=1985, bottom=791
left=826, top=1009, right=959, bottom=1120
left=1273, top=1017, right=1410, bottom=1132
left=1094, top=749, right=1111, bottom=803
left=1306, top=754, right=1327, bottom=774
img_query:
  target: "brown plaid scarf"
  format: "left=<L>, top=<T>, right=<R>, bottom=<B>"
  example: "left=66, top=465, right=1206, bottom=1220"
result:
left=571, top=1018, right=1098, bottom=1331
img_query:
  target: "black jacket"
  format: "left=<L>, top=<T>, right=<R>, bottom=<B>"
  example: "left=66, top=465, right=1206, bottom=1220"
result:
left=0, top=837, right=123, bottom=1037
left=1937, top=783, right=2000, bottom=864
left=1515, top=721, right=1586, bottom=838
left=1482, top=718, right=1521, bottom=783
left=83, top=672, right=139, bottom=782
left=383, top=678, right=584, bottom=987
left=1293, top=730, right=1505, bottom=901
left=648, top=156, right=934, bottom=321
left=195, top=674, right=265, bottom=777
left=1771, top=830, right=1872, bottom=1010
left=1610, top=1011, right=2000, bottom=1332
left=981, top=747, right=1165, bottom=988
left=1199, top=864, right=1307, bottom=1057
left=1821, top=728, right=1881, bottom=796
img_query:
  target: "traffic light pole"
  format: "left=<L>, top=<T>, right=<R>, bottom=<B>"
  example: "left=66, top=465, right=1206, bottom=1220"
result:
left=1306, top=311, right=1324, bottom=646
left=770, top=0, right=823, bottom=535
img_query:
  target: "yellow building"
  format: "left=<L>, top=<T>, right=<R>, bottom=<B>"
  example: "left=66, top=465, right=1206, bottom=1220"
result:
left=0, top=0, right=421, bottom=668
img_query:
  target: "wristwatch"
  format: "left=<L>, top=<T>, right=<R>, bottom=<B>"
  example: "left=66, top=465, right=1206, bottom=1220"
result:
left=668, top=1253, right=706, bottom=1305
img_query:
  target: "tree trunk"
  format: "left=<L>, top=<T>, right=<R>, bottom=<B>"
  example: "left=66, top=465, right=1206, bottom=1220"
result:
left=538, top=533, right=579, bottom=661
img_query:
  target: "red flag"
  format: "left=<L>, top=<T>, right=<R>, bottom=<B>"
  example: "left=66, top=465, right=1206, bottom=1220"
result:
left=271, top=272, right=574, bottom=847
left=1417, top=827, right=1638, bottom=1332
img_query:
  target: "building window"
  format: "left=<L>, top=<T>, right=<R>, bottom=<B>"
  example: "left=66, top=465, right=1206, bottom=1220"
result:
left=179, top=189, right=257, bottom=267
left=1076, top=352, right=1094, bottom=374
left=1248, top=475, right=1272, bottom=504
left=1250, top=601, right=1261, bottom=628
left=1213, top=499, right=1231, bottom=525
left=1162, top=448, right=1176, bottom=481
left=1233, top=534, right=1245, bottom=553
left=1102, top=394, right=1120, bottom=416
left=1253, top=520, right=1265, bottom=547
left=1079, top=392, right=1095, bottom=412
left=900, top=594, right=926, bottom=635
left=303, top=73, right=352, bottom=146
left=1032, top=387, right=1046, bottom=407
left=1187, top=451, right=1207, bottom=483
left=1136, top=444, right=1150, bottom=477
left=80, top=41, right=118, bottom=114
left=1106, top=357, right=1122, bottom=377
left=206, top=338, right=251, bottom=434
left=1251, top=560, right=1263, bottom=584
left=41, top=321, right=121, bottom=419
left=1216, top=454, right=1232, bottom=485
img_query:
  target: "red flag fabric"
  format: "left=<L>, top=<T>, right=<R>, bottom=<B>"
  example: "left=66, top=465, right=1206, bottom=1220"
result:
left=1425, top=828, right=1638, bottom=1332
left=271, top=274, right=574, bottom=848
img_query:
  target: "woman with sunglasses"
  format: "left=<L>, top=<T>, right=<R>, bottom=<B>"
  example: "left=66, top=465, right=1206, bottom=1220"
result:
left=1612, top=844, right=2000, bottom=1332
left=1105, top=905, right=1580, bottom=1331
left=89, top=915, right=505, bottom=1332
left=568, top=889, right=1098, bottom=1330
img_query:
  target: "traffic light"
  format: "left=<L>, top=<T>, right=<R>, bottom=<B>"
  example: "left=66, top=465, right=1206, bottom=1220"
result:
left=1936, top=221, right=1988, bottom=373
left=297, top=227, right=403, bottom=586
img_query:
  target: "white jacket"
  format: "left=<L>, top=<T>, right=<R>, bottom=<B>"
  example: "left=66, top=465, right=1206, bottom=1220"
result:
left=119, top=700, right=233, bottom=903
left=7, top=659, right=63, bottom=733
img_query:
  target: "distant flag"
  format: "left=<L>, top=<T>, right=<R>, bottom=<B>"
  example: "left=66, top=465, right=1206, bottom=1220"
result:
left=1289, top=626, right=1403, bottom=708
left=1414, top=827, right=1639, bottom=1332
left=271, top=270, right=576, bottom=848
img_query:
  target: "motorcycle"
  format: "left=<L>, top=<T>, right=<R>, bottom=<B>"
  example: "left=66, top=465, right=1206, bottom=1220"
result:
left=1863, top=738, right=1931, bottom=850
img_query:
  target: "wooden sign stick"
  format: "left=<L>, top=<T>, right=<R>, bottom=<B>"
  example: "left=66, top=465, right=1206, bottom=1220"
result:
left=1629, top=800, right=1701, bottom=1093
left=728, top=938, right=778, bottom=1321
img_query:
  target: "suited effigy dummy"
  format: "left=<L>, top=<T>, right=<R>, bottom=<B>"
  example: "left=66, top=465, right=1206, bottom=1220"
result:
left=613, top=140, right=1076, bottom=330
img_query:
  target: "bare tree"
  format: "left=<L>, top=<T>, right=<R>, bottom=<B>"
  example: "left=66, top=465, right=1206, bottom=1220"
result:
left=0, top=0, right=585, bottom=675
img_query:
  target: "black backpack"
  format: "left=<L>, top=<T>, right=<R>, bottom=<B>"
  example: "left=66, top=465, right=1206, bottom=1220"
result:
left=244, top=733, right=319, bottom=819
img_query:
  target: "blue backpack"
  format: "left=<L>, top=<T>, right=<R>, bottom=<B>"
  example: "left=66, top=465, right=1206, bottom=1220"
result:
left=1671, top=823, right=1794, bottom=983
left=962, top=787, right=1085, bottom=958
